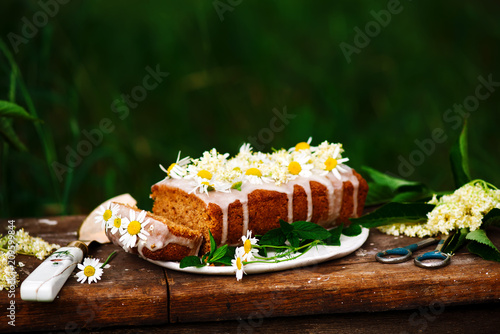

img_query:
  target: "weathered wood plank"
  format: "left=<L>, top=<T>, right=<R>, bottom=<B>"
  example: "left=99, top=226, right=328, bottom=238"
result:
left=0, top=216, right=169, bottom=332
left=167, top=228, right=500, bottom=323
left=1, top=216, right=499, bottom=332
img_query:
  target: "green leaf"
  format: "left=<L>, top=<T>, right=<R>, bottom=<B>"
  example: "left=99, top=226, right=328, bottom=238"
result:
left=361, top=166, right=431, bottom=205
left=441, top=228, right=468, bottom=254
left=0, top=117, right=27, bottom=151
left=349, top=202, right=434, bottom=228
left=362, top=166, right=423, bottom=191
left=291, top=221, right=331, bottom=241
left=483, top=208, right=500, bottom=227
left=466, top=229, right=500, bottom=262
left=342, top=224, right=362, bottom=236
left=231, top=181, right=242, bottom=191
left=259, top=227, right=287, bottom=247
left=288, top=232, right=301, bottom=248
left=466, top=229, right=500, bottom=251
left=0, top=100, right=40, bottom=121
left=324, top=224, right=343, bottom=246
left=209, top=244, right=228, bottom=262
left=179, top=256, right=204, bottom=268
left=213, top=256, right=233, bottom=266
left=279, top=219, right=294, bottom=236
left=450, top=121, right=471, bottom=188
left=467, top=242, right=500, bottom=262
left=208, top=230, right=217, bottom=257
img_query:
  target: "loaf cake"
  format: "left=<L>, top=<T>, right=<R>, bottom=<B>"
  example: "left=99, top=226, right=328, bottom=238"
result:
left=104, top=202, right=203, bottom=262
left=151, top=139, right=368, bottom=255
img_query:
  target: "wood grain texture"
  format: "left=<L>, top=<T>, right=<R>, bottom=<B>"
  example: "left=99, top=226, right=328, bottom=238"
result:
left=1, top=216, right=499, bottom=333
left=0, top=216, right=168, bottom=333
left=167, top=227, right=500, bottom=323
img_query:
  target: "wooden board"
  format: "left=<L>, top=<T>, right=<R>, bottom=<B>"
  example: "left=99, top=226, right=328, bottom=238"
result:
left=1, top=215, right=499, bottom=332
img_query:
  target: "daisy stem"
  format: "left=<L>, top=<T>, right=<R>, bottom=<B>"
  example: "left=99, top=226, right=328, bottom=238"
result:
left=101, top=251, right=117, bottom=268
left=247, top=245, right=314, bottom=264
left=253, top=241, right=319, bottom=261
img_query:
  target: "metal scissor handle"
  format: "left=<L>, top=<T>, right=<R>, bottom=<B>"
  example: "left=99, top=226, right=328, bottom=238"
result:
left=376, top=238, right=439, bottom=264
left=414, top=238, right=451, bottom=269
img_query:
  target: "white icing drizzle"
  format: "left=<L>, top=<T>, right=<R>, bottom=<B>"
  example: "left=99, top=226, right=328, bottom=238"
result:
left=155, top=166, right=359, bottom=245
left=112, top=204, right=201, bottom=258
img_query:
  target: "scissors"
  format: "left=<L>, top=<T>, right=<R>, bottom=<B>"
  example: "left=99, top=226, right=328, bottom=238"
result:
left=376, top=233, right=453, bottom=269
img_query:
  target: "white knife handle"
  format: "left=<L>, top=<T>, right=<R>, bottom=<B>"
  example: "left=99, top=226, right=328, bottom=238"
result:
left=21, top=242, right=88, bottom=302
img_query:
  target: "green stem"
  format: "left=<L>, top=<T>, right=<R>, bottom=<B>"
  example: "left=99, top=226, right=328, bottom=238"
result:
left=101, top=251, right=117, bottom=268
left=246, top=244, right=314, bottom=265
left=252, top=241, right=319, bottom=262
left=0, top=38, right=62, bottom=209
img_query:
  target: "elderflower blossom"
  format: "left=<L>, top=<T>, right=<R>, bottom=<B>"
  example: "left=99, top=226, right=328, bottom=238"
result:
left=159, top=139, right=351, bottom=195
left=10, top=229, right=60, bottom=260
left=0, top=229, right=59, bottom=289
left=0, top=252, right=18, bottom=290
left=378, top=181, right=500, bottom=237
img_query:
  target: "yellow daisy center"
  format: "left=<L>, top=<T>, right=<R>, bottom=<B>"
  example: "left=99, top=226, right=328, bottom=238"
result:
left=288, top=161, right=302, bottom=175
left=244, top=239, right=252, bottom=254
left=236, top=257, right=242, bottom=270
left=233, top=167, right=241, bottom=172
left=83, top=265, right=95, bottom=277
left=245, top=168, right=262, bottom=177
left=325, top=157, right=338, bottom=171
left=103, top=209, right=112, bottom=221
left=127, top=220, right=142, bottom=235
left=197, top=169, right=212, bottom=180
left=167, top=163, right=176, bottom=175
left=295, top=142, right=310, bottom=151
left=113, top=217, right=121, bottom=228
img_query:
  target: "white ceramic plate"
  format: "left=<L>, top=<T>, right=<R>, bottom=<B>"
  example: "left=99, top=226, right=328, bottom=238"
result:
left=145, top=228, right=369, bottom=275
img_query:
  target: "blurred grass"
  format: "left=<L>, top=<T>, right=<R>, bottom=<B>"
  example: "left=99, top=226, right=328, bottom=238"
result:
left=1, top=0, right=500, bottom=218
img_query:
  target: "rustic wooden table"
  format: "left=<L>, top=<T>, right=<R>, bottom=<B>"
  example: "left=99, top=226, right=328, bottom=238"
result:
left=1, top=215, right=499, bottom=333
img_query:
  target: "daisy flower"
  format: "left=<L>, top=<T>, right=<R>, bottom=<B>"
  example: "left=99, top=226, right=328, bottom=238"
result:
left=119, top=209, right=150, bottom=249
left=286, top=154, right=313, bottom=178
left=232, top=247, right=246, bottom=281
left=94, top=203, right=119, bottom=231
left=288, top=137, right=314, bottom=152
left=108, top=214, right=124, bottom=235
left=241, top=230, right=259, bottom=261
left=160, top=151, right=191, bottom=179
left=243, top=167, right=273, bottom=185
left=319, top=145, right=349, bottom=180
left=76, top=258, right=104, bottom=284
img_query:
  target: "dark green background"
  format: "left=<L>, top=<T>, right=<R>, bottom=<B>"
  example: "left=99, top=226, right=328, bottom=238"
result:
left=1, top=1, right=499, bottom=218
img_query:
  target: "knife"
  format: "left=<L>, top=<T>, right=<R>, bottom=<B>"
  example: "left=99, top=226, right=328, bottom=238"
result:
left=20, top=193, right=136, bottom=302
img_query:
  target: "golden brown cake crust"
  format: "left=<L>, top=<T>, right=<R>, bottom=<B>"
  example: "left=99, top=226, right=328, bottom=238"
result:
left=353, top=170, right=369, bottom=217
left=292, top=184, right=308, bottom=222
left=248, top=189, right=288, bottom=236
left=151, top=167, right=368, bottom=256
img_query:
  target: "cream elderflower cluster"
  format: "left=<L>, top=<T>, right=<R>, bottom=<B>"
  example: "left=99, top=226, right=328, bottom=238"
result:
left=95, top=203, right=150, bottom=249
left=0, top=252, right=18, bottom=290
left=8, top=228, right=60, bottom=260
left=160, top=138, right=350, bottom=195
left=378, top=180, right=500, bottom=237
left=0, top=228, right=60, bottom=290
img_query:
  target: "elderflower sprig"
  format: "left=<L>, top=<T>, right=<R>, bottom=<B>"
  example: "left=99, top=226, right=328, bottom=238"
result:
left=350, top=122, right=500, bottom=262
left=0, top=228, right=60, bottom=290
left=0, top=228, right=60, bottom=260
left=376, top=180, right=500, bottom=238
